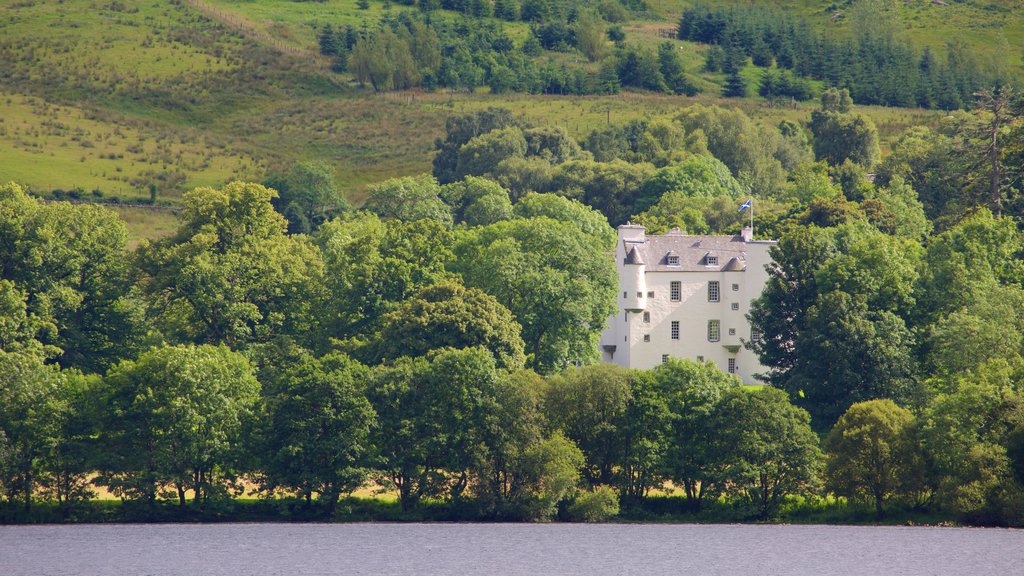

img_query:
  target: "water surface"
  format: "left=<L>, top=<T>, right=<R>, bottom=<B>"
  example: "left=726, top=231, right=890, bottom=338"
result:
left=2, top=522, right=1020, bottom=575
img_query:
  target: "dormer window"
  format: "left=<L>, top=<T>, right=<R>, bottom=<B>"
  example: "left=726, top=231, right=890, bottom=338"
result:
left=705, top=255, right=719, bottom=266
left=667, top=255, right=680, bottom=266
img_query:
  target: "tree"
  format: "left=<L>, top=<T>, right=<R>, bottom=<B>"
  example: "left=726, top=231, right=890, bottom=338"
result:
left=920, top=382, right=1024, bottom=518
left=265, top=161, right=348, bottom=234
left=635, top=155, right=746, bottom=211
left=433, top=108, right=519, bottom=184
left=548, top=159, right=655, bottom=226
left=368, top=348, right=506, bottom=510
left=362, top=174, right=453, bottom=225
left=440, top=176, right=513, bottom=226
left=575, top=11, right=608, bottom=63
left=98, top=345, right=259, bottom=509
left=786, top=290, right=917, bottom=429
left=0, top=182, right=142, bottom=373
left=455, top=126, right=528, bottom=180
left=955, top=87, right=1020, bottom=216
left=712, top=387, right=823, bottom=519
left=653, top=358, right=739, bottom=511
left=0, top=351, right=64, bottom=511
left=512, top=193, right=616, bottom=248
left=675, top=105, right=788, bottom=195
left=136, top=182, right=326, bottom=349
left=258, top=353, right=375, bottom=514
left=658, top=42, right=698, bottom=96
left=544, top=364, right=632, bottom=486
left=316, top=213, right=455, bottom=342
left=825, top=399, right=923, bottom=519
left=722, top=70, right=747, bottom=98
left=749, top=223, right=920, bottom=428
left=451, top=217, right=617, bottom=372
left=367, top=281, right=526, bottom=370
left=809, top=102, right=881, bottom=167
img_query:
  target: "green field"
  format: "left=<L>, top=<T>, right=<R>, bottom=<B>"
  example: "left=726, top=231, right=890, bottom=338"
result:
left=0, top=0, right=1003, bottom=243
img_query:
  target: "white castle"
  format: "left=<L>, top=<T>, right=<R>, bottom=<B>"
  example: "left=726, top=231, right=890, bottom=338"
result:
left=598, top=224, right=775, bottom=385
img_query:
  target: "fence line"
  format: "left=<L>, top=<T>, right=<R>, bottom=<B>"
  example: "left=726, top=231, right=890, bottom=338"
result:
left=182, top=0, right=323, bottom=63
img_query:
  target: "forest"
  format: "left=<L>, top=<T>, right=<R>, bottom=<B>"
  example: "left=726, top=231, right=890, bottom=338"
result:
left=4, top=83, right=1024, bottom=525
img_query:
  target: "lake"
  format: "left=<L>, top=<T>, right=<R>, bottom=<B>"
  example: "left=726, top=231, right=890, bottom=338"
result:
left=1, top=523, right=1021, bottom=575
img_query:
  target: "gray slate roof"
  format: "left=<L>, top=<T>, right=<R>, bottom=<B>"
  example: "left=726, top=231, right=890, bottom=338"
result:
left=623, top=233, right=752, bottom=272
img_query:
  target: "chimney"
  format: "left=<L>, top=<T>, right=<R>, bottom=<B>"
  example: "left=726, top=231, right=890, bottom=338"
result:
left=740, top=226, right=753, bottom=242
left=618, top=223, right=646, bottom=242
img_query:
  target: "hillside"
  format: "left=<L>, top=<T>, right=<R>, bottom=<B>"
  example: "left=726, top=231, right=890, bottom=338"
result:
left=0, top=0, right=1017, bottom=242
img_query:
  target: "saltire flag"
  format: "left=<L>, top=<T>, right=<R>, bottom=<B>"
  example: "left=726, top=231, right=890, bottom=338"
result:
left=738, top=199, right=751, bottom=212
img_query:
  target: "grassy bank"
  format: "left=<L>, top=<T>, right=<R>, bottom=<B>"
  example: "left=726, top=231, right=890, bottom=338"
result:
left=0, top=496, right=962, bottom=527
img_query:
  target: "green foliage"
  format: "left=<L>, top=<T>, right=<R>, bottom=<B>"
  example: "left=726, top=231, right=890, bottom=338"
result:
left=809, top=108, right=882, bottom=168
left=136, top=182, right=326, bottom=349
left=751, top=223, right=921, bottom=428
left=549, top=159, right=655, bottom=225
left=456, top=127, right=529, bottom=180
left=367, top=281, right=526, bottom=370
left=652, top=359, right=739, bottom=511
left=368, top=347, right=507, bottom=510
left=97, top=344, right=259, bottom=509
left=675, top=106, right=789, bottom=195
left=825, top=400, right=924, bottom=519
left=363, top=174, right=453, bottom=225
left=257, top=352, right=375, bottom=514
left=676, top=4, right=998, bottom=110
left=544, top=364, right=632, bottom=486
left=0, top=182, right=141, bottom=373
left=512, top=193, right=616, bottom=250
left=920, top=382, right=1024, bottom=520
left=0, top=351, right=66, bottom=510
left=451, top=216, right=617, bottom=372
left=567, top=485, right=620, bottom=521
left=711, top=387, right=823, bottom=520
left=265, top=161, right=348, bottom=234
left=316, top=213, right=454, bottom=342
left=633, top=155, right=747, bottom=234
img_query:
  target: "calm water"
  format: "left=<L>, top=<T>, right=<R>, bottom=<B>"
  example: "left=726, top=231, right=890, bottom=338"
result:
left=1, top=523, right=1021, bottom=575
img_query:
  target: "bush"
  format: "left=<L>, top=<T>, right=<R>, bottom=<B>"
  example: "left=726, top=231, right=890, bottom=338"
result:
left=566, top=486, right=620, bottom=522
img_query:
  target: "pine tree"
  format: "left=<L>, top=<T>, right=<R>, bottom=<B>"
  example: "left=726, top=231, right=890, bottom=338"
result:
left=318, top=25, right=339, bottom=56
left=723, top=69, right=747, bottom=98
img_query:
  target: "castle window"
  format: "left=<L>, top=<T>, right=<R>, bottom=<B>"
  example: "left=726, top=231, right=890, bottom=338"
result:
left=732, top=283, right=740, bottom=291
left=670, top=281, right=681, bottom=301
left=667, top=255, right=680, bottom=266
left=728, top=358, right=737, bottom=374
left=648, top=291, right=655, bottom=298
left=661, top=354, right=670, bottom=364
left=706, top=255, right=719, bottom=266
left=644, top=334, right=651, bottom=342
left=708, top=320, right=720, bottom=342
left=643, top=311, right=650, bottom=323
left=731, top=302, right=739, bottom=311
left=751, top=328, right=762, bottom=343
left=708, top=281, right=720, bottom=302
left=728, top=328, right=736, bottom=336
left=671, top=321, right=680, bottom=340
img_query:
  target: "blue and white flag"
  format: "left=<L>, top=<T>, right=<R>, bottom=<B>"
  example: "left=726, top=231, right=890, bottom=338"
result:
left=738, top=199, right=752, bottom=212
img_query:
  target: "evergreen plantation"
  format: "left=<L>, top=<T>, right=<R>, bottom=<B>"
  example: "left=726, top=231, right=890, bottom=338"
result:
left=3, top=0, right=1024, bottom=526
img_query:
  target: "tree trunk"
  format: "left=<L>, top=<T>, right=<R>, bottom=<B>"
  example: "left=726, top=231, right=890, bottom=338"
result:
left=23, top=470, right=32, bottom=513
left=177, top=482, right=187, bottom=509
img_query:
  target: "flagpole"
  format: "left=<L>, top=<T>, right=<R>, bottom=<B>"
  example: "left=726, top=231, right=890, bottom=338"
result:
left=750, top=197, right=754, bottom=238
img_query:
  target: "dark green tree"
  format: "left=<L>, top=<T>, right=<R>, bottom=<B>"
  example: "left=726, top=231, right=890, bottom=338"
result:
left=258, top=353, right=375, bottom=514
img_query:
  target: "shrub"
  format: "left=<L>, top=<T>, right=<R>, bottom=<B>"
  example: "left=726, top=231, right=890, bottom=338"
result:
left=567, top=486, right=620, bottom=522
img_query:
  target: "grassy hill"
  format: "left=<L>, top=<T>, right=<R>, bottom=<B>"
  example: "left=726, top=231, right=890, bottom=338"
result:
left=2, top=0, right=1015, bottom=242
